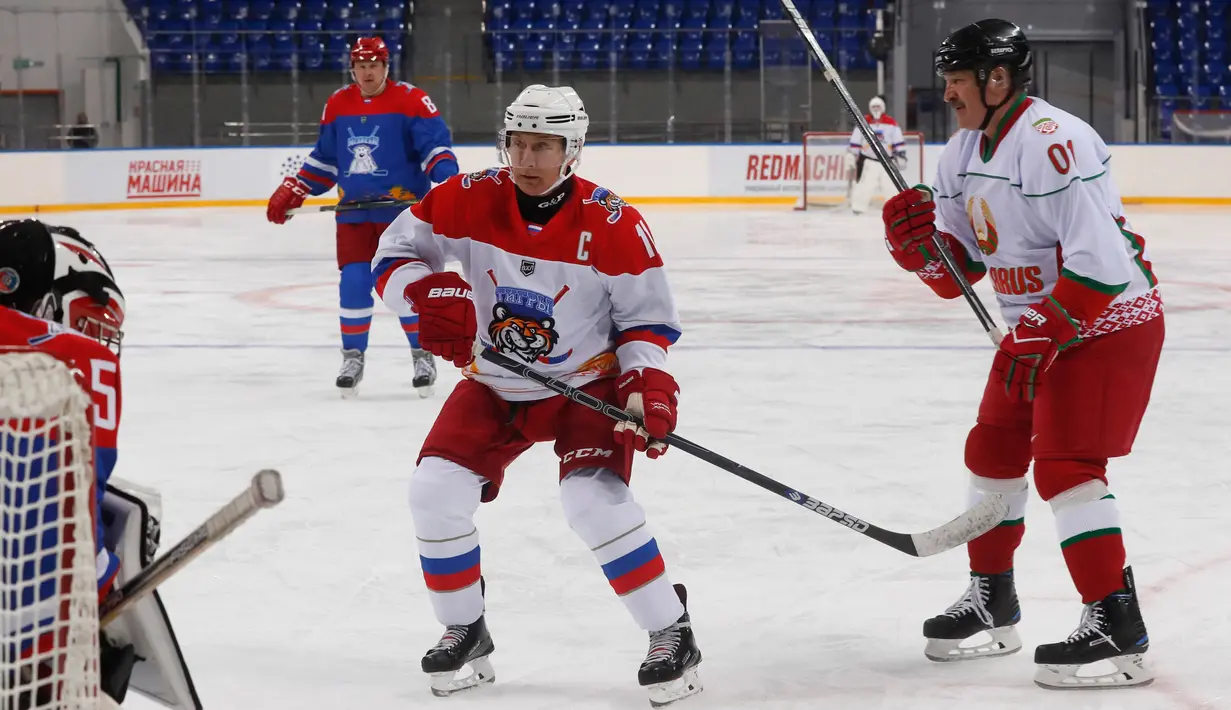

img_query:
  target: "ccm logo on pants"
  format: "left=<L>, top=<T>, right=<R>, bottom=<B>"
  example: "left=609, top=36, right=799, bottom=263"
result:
left=563, top=447, right=614, bottom=463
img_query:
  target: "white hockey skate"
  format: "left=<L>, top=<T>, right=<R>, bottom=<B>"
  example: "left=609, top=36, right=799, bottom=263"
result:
left=336, top=349, right=364, bottom=399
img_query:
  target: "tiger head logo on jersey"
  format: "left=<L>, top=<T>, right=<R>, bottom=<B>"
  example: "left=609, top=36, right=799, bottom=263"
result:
left=462, top=167, right=506, bottom=189
left=582, top=186, right=627, bottom=224
left=966, top=196, right=999, bottom=256
left=487, top=275, right=573, bottom=365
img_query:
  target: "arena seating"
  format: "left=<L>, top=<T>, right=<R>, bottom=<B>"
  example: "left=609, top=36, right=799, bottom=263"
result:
left=125, top=0, right=409, bottom=73
left=1145, top=0, right=1226, bottom=139
left=485, top=0, right=885, bottom=72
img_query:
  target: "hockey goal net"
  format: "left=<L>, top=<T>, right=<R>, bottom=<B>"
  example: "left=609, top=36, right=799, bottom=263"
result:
left=796, top=131, right=926, bottom=209
left=1, top=351, right=103, bottom=710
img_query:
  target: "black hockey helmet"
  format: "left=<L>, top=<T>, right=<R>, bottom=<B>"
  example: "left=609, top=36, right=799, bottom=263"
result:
left=0, top=219, right=57, bottom=315
left=935, top=19, right=1033, bottom=129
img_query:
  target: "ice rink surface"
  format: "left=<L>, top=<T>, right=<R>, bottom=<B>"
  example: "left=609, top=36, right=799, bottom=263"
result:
left=24, top=203, right=1228, bottom=709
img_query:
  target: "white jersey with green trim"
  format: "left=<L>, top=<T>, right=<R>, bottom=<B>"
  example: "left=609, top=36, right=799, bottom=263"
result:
left=931, top=95, right=1160, bottom=335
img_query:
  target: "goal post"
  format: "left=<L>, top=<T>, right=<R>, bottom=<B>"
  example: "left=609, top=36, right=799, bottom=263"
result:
left=796, top=131, right=926, bottom=209
left=1, top=351, right=104, bottom=710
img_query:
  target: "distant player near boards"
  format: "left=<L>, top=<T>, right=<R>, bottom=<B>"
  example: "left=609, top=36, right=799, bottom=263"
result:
left=372, top=84, right=702, bottom=706
left=265, top=37, right=459, bottom=398
left=881, top=19, right=1162, bottom=689
left=847, top=95, right=907, bottom=215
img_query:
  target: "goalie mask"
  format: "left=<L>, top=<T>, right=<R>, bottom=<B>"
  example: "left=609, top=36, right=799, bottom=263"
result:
left=499, top=84, right=589, bottom=193
left=869, top=96, right=886, bottom=120
left=48, top=225, right=126, bottom=352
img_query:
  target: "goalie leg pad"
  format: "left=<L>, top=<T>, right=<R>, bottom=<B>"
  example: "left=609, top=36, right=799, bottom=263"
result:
left=101, top=485, right=202, bottom=710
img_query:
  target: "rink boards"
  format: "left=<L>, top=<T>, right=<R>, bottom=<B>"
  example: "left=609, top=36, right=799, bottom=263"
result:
left=1, top=143, right=1229, bottom=213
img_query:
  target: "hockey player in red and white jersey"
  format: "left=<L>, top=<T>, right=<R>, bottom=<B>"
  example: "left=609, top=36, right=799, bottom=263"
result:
left=0, top=219, right=202, bottom=709
left=881, top=20, right=1162, bottom=689
left=847, top=96, right=907, bottom=215
left=371, top=84, right=702, bottom=706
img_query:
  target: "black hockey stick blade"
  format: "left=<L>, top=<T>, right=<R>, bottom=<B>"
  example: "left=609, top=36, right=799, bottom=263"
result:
left=476, top=345, right=1008, bottom=557
left=286, top=198, right=418, bottom=216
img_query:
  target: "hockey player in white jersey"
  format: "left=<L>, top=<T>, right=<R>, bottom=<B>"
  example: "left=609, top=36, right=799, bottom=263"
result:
left=880, top=20, right=1162, bottom=689
left=847, top=96, right=906, bottom=214
left=371, top=85, right=702, bottom=706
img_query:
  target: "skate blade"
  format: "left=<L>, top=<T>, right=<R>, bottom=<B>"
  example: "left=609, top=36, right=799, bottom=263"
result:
left=339, top=385, right=359, bottom=400
left=1034, top=653, right=1154, bottom=690
left=646, top=667, right=702, bottom=708
left=415, top=383, right=434, bottom=399
left=429, top=656, right=495, bottom=697
left=924, top=627, right=1022, bottom=662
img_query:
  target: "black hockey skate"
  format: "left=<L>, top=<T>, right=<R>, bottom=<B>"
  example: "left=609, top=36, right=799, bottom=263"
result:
left=923, top=571, right=1022, bottom=662
left=412, top=348, right=436, bottom=398
left=421, top=615, right=495, bottom=697
left=638, top=584, right=702, bottom=708
left=1033, top=567, right=1152, bottom=690
left=336, top=348, right=364, bottom=398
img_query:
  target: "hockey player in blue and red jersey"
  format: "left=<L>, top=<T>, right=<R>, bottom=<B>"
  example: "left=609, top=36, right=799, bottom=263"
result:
left=265, top=36, right=459, bottom=398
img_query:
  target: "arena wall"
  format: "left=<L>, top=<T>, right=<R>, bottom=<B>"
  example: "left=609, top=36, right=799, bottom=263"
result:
left=0, top=143, right=1226, bottom=213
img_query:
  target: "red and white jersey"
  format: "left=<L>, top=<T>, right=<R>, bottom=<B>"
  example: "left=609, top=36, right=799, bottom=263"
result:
left=930, top=95, right=1160, bottom=335
left=849, top=115, right=906, bottom=159
left=0, top=307, right=122, bottom=595
left=373, top=169, right=682, bottom=401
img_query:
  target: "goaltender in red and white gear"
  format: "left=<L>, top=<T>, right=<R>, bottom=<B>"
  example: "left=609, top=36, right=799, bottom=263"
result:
left=847, top=96, right=907, bottom=215
left=0, top=220, right=201, bottom=708
left=371, top=84, right=701, bottom=706
left=883, top=19, right=1162, bottom=690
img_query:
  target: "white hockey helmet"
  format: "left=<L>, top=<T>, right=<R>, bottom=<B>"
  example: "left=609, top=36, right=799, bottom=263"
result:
left=869, top=95, right=886, bottom=119
left=499, top=84, right=589, bottom=191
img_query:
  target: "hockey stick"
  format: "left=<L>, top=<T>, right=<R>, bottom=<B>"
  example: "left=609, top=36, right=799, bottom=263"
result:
left=286, top=198, right=418, bottom=216
left=476, top=345, right=1007, bottom=557
left=776, top=0, right=1004, bottom=346
left=99, top=470, right=285, bottom=627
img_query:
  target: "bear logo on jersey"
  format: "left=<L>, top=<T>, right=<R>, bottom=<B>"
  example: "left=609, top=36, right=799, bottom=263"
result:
left=966, top=196, right=1000, bottom=256
left=582, top=186, right=627, bottom=224
left=462, top=167, right=506, bottom=189
left=344, top=126, right=388, bottom=177
left=0, top=267, right=19, bottom=295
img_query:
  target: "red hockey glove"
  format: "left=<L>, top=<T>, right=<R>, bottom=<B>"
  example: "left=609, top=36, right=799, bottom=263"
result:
left=882, top=186, right=939, bottom=272
left=266, top=177, right=310, bottom=224
left=993, top=296, right=1082, bottom=403
left=614, top=368, right=679, bottom=459
left=404, top=272, right=477, bottom=367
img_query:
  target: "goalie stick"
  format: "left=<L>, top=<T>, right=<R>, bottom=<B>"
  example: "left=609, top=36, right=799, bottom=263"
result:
left=476, top=345, right=1008, bottom=557
left=100, top=469, right=285, bottom=627
left=286, top=198, right=418, bottom=216
left=776, top=0, right=1004, bottom=346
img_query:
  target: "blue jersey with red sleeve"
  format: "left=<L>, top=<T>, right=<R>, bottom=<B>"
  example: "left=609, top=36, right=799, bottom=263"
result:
left=296, top=81, right=459, bottom=225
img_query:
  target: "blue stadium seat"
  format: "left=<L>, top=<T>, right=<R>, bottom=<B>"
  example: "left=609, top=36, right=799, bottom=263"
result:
left=250, top=0, right=274, bottom=20
left=331, top=1, right=354, bottom=19
left=678, top=36, right=702, bottom=69
left=651, top=33, right=676, bottom=68
left=222, top=1, right=249, bottom=20
left=701, top=34, right=724, bottom=68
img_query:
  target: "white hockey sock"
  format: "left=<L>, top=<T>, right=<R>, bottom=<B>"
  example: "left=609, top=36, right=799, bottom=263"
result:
left=560, top=468, right=684, bottom=632
left=968, top=473, right=1029, bottom=525
left=409, top=457, right=486, bottom=626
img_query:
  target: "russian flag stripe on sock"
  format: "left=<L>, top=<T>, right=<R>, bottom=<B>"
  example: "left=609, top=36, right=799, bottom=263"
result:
left=421, top=546, right=481, bottom=592
left=601, top=539, right=665, bottom=596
